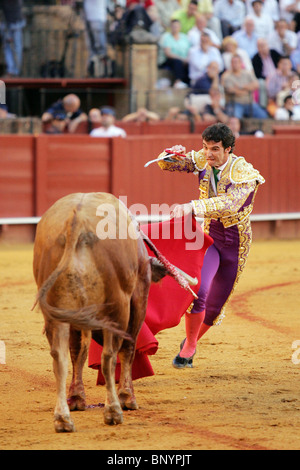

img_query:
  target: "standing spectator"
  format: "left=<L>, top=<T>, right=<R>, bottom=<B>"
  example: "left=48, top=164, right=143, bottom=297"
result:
left=249, top=0, right=274, bottom=39
left=232, top=16, right=258, bottom=59
left=90, top=107, right=127, bottom=137
left=0, top=0, right=25, bottom=77
left=267, top=18, right=298, bottom=56
left=222, top=54, right=268, bottom=118
left=171, top=0, right=199, bottom=34
left=159, top=19, right=191, bottom=87
left=213, top=0, right=246, bottom=37
left=188, top=14, right=221, bottom=49
left=246, top=0, right=279, bottom=22
left=188, top=32, right=223, bottom=85
left=84, top=0, right=108, bottom=76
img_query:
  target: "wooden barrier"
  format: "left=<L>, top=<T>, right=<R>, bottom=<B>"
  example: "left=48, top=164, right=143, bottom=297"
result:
left=35, top=135, right=112, bottom=216
left=1, top=134, right=300, bottom=240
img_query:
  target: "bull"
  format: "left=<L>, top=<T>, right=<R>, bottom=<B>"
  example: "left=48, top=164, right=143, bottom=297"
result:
left=33, top=192, right=195, bottom=432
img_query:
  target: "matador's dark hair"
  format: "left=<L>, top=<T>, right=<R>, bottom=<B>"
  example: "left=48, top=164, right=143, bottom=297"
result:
left=202, top=123, right=235, bottom=151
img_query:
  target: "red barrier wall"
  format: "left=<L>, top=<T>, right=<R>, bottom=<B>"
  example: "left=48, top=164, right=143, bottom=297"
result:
left=35, top=135, right=112, bottom=216
left=0, top=136, right=35, bottom=217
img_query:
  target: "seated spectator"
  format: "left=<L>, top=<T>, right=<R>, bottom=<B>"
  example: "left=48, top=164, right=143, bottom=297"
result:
left=276, top=71, right=300, bottom=106
left=267, top=18, right=297, bottom=56
left=222, top=36, right=254, bottom=73
left=222, top=53, right=269, bottom=118
left=0, top=104, right=16, bottom=119
left=164, top=104, right=202, bottom=121
left=266, top=56, right=294, bottom=102
left=122, top=107, right=160, bottom=122
left=188, top=32, right=223, bottom=85
left=202, top=86, right=229, bottom=122
left=279, top=0, right=299, bottom=26
left=188, top=14, right=221, bottom=49
left=171, top=0, right=199, bottom=34
left=232, top=16, right=258, bottom=59
left=290, top=31, right=300, bottom=74
left=246, top=0, right=279, bottom=22
left=88, top=108, right=102, bottom=124
left=274, top=94, right=300, bottom=120
left=249, top=0, right=274, bottom=39
left=213, top=0, right=246, bottom=37
left=252, top=37, right=282, bottom=107
left=155, top=0, right=179, bottom=32
left=159, top=19, right=191, bottom=87
left=227, top=115, right=242, bottom=137
left=42, top=94, right=87, bottom=134
left=90, top=107, right=127, bottom=137
left=190, top=60, right=221, bottom=94
left=252, top=38, right=282, bottom=79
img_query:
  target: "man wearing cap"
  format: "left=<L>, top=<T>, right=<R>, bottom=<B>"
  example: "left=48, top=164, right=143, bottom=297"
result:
left=156, top=123, right=265, bottom=368
left=90, top=107, right=127, bottom=138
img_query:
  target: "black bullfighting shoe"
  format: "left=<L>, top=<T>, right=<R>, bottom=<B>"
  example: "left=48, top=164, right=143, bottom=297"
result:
left=172, top=353, right=194, bottom=369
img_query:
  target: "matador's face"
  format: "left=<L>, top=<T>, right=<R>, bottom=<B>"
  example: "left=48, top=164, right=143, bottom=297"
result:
left=202, top=140, right=231, bottom=168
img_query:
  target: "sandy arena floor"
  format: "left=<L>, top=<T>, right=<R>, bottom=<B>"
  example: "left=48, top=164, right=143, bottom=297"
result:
left=0, top=239, right=299, bottom=450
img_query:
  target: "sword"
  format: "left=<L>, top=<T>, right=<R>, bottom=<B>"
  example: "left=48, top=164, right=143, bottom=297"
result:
left=144, top=149, right=186, bottom=168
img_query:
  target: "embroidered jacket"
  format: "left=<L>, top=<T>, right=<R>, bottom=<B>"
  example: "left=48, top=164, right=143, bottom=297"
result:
left=158, top=149, right=265, bottom=228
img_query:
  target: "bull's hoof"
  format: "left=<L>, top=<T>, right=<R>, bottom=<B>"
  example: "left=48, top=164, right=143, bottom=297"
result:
left=68, top=395, right=87, bottom=411
left=103, top=404, right=123, bottom=425
left=54, top=414, right=76, bottom=433
left=119, top=392, right=138, bottom=410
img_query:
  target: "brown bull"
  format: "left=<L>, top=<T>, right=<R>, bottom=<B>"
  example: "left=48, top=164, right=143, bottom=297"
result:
left=33, top=192, right=193, bottom=433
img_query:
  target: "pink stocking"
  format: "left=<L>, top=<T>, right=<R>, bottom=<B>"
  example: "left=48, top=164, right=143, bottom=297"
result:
left=180, top=310, right=205, bottom=358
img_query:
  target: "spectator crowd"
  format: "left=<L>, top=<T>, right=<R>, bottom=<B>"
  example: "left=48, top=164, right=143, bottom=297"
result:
left=2, top=0, right=300, bottom=127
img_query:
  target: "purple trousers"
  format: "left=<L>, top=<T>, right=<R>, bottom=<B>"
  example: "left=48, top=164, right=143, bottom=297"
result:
left=191, top=220, right=242, bottom=325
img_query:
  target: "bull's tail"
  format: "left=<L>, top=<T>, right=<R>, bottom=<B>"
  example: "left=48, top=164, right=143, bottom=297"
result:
left=34, top=206, right=133, bottom=342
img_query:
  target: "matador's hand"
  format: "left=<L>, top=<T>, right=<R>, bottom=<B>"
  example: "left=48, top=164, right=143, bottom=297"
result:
left=170, top=203, right=193, bottom=219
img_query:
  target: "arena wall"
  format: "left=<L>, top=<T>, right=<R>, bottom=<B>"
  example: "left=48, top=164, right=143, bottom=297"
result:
left=0, top=134, right=299, bottom=242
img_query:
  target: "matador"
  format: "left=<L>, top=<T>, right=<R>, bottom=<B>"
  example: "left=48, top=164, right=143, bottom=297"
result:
left=157, top=123, right=265, bottom=368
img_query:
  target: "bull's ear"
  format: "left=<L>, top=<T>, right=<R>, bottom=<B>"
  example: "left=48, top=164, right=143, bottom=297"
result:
left=150, top=257, right=168, bottom=283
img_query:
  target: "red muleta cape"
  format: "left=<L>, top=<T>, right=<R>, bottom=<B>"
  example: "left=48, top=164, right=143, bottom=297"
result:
left=88, top=215, right=213, bottom=384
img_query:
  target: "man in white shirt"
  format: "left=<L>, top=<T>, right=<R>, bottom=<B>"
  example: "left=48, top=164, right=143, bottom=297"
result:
left=267, top=18, right=298, bottom=56
left=232, top=16, right=258, bottom=59
left=249, top=0, right=274, bottom=39
left=188, top=14, right=221, bottom=49
left=188, top=32, right=223, bottom=85
left=214, top=0, right=246, bottom=36
left=90, top=107, right=127, bottom=138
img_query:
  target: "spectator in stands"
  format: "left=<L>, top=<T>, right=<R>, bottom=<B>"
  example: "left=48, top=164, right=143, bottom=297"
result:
left=0, top=104, right=16, bottom=119
left=84, top=0, right=108, bottom=76
left=88, top=108, right=102, bottom=123
left=90, top=107, right=127, bottom=137
left=181, top=0, right=223, bottom=41
left=222, top=53, right=269, bottom=118
left=274, top=94, right=300, bottom=120
left=267, top=18, right=298, bottom=56
left=42, top=94, right=88, bottom=134
left=291, top=32, right=300, bottom=73
left=252, top=38, right=282, bottom=79
left=252, top=38, right=282, bottom=107
left=171, top=0, right=199, bottom=34
left=266, top=56, right=294, bottom=102
left=249, top=0, right=274, bottom=39
left=279, top=0, right=300, bottom=27
left=202, top=86, right=229, bottom=122
left=0, top=0, right=25, bottom=77
left=155, top=0, right=180, bottom=32
left=164, top=104, right=202, bottom=122
left=221, top=36, right=254, bottom=73
left=246, top=0, right=279, bottom=22
left=190, top=60, right=221, bottom=94
left=232, top=16, right=258, bottom=60
left=122, top=107, right=160, bottom=122
left=276, top=71, right=300, bottom=105
left=188, top=32, right=223, bottom=85
left=213, top=0, right=246, bottom=37
left=159, top=19, right=191, bottom=88
left=188, top=14, right=221, bottom=49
